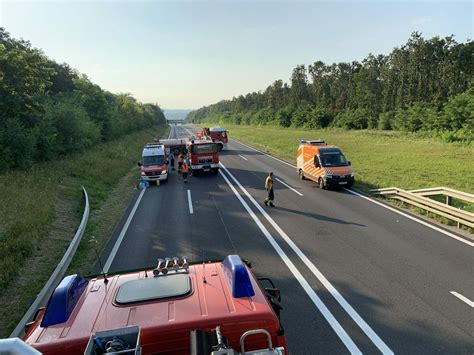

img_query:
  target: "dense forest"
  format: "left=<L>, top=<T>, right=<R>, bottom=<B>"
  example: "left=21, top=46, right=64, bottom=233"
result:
left=0, top=28, right=166, bottom=171
left=188, top=33, right=473, bottom=143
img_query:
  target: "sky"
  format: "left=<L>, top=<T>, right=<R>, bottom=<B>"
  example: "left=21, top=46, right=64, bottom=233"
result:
left=1, top=1, right=472, bottom=109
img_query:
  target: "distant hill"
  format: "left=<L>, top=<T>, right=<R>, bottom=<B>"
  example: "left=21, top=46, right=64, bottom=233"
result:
left=163, top=109, right=193, bottom=121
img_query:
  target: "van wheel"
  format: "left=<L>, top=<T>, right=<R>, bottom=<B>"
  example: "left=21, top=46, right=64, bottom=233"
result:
left=217, top=144, right=223, bottom=151
left=298, top=169, right=305, bottom=180
left=318, top=178, right=326, bottom=189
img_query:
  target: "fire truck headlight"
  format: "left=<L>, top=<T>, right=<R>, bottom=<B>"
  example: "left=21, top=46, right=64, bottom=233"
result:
left=141, top=172, right=146, bottom=176
left=161, top=170, right=167, bottom=175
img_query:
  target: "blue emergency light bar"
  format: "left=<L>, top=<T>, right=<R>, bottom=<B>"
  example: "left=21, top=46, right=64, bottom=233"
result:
left=222, top=255, right=255, bottom=298
left=41, top=274, right=89, bottom=327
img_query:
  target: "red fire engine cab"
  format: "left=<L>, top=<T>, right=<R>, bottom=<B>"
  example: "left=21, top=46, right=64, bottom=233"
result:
left=197, top=127, right=228, bottom=151
left=20, top=255, right=287, bottom=354
left=187, top=139, right=220, bottom=174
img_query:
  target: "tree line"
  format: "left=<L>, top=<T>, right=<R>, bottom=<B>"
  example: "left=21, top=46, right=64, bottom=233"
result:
left=188, top=33, right=473, bottom=143
left=0, top=28, right=167, bottom=171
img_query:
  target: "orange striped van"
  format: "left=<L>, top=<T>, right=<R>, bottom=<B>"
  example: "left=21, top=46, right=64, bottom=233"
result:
left=296, top=139, right=354, bottom=189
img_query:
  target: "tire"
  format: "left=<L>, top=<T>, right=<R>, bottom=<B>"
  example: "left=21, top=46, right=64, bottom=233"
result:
left=172, top=148, right=180, bottom=156
left=212, top=168, right=219, bottom=175
left=318, top=178, right=326, bottom=190
left=217, top=143, right=223, bottom=151
left=298, top=169, right=305, bottom=180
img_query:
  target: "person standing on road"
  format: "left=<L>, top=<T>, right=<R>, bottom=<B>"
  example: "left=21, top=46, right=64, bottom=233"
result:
left=264, top=172, right=275, bottom=207
left=182, top=161, right=190, bottom=183
left=169, top=153, right=175, bottom=171
left=178, top=152, right=183, bottom=173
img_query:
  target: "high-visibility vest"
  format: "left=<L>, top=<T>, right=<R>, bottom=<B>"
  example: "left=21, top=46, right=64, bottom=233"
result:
left=182, top=164, right=189, bottom=173
left=265, top=176, right=273, bottom=190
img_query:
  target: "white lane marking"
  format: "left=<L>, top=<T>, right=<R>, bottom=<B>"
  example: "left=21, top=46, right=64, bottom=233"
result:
left=232, top=139, right=296, bottom=168
left=232, top=139, right=473, bottom=247
left=218, top=169, right=361, bottom=354
left=187, top=189, right=194, bottom=214
left=275, top=177, right=303, bottom=196
left=220, top=162, right=394, bottom=355
left=345, top=189, right=474, bottom=247
left=450, top=291, right=474, bottom=307
left=238, top=154, right=248, bottom=161
left=104, top=188, right=146, bottom=272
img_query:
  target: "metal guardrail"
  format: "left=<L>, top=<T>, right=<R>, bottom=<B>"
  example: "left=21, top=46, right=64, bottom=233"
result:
left=371, top=187, right=474, bottom=229
left=10, top=187, right=90, bottom=338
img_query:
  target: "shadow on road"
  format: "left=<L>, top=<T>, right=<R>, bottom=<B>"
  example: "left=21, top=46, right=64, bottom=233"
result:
left=273, top=205, right=366, bottom=227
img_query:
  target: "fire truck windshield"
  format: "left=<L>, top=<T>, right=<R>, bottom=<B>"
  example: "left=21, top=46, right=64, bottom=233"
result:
left=143, top=155, right=165, bottom=166
left=191, top=144, right=217, bottom=154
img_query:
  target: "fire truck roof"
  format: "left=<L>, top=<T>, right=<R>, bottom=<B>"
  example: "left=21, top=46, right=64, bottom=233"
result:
left=24, top=256, right=280, bottom=354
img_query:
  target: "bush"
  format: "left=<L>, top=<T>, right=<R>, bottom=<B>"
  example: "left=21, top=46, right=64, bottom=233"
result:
left=44, top=100, right=101, bottom=154
left=304, top=107, right=333, bottom=129
left=291, top=103, right=313, bottom=127
left=333, top=108, right=370, bottom=129
left=277, top=107, right=292, bottom=127
left=393, top=103, right=438, bottom=132
left=378, top=111, right=395, bottom=130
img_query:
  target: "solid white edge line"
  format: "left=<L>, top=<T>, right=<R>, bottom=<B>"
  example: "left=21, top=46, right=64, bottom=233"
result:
left=187, top=189, right=194, bottom=214
left=104, top=188, right=146, bottom=272
left=220, top=162, right=394, bottom=355
left=238, top=154, right=248, bottom=161
left=450, top=291, right=474, bottom=307
left=275, top=177, right=304, bottom=196
left=218, top=169, right=362, bottom=354
left=344, top=188, right=474, bottom=247
left=232, top=139, right=473, bottom=247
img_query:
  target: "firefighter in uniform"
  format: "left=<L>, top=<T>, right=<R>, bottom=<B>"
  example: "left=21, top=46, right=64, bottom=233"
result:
left=264, top=172, right=274, bottom=207
left=182, top=161, right=190, bottom=183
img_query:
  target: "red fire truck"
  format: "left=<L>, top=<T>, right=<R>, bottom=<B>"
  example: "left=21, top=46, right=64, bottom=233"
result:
left=187, top=138, right=220, bottom=174
left=197, top=127, right=228, bottom=151
left=19, top=255, right=287, bottom=354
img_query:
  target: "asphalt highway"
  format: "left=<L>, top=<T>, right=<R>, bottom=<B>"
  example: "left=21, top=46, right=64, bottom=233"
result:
left=100, top=124, right=473, bottom=354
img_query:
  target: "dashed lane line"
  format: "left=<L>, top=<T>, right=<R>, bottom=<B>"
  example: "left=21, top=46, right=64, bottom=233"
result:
left=275, top=177, right=303, bottom=196
left=187, top=189, right=194, bottom=214
left=450, top=291, right=474, bottom=307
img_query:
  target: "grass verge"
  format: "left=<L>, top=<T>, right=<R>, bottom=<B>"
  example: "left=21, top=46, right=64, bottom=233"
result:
left=219, top=124, right=473, bottom=226
left=0, top=124, right=169, bottom=337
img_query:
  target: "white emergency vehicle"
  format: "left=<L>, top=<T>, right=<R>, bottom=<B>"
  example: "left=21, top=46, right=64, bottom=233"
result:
left=138, top=143, right=168, bottom=182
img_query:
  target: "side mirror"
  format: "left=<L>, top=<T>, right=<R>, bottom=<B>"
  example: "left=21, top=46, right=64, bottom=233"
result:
left=348, top=161, right=351, bottom=166
left=315, top=161, right=320, bottom=168
left=138, top=161, right=142, bottom=167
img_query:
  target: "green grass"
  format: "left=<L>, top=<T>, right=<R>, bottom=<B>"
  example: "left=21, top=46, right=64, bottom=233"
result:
left=221, top=124, right=474, bottom=215
left=0, top=124, right=169, bottom=337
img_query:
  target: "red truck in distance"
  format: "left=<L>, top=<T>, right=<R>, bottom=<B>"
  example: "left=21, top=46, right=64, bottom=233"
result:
left=197, top=127, right=228, bottom=151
